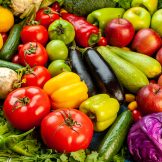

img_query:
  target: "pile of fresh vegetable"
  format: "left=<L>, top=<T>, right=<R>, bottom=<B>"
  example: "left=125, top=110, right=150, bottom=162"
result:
left=0, top=0, right=162, bottom=162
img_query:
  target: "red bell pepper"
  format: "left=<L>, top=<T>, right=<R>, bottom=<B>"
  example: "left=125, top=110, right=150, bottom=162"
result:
left=61, top=12, right=100, bottom=47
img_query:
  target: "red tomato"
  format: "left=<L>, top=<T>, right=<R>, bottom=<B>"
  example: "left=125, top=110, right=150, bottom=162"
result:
left=12, top=54, right=20, bottom=64
left=132, top=109, right=142, bottom=122
left=20, top=23, right=48, bottom=45
left=18, top=42, right=48, bottom=67
left=41, top=108, right=93, bottom=153
left=35, top=7, right=60, bottom=28
left=1, top=32, right=8, bottom=43
left=3, top=86, right=51, bottom=131
left=22, top=66, right=51, bottom=88
left=51, top=1, right=61, bottom=12
left=97, top=36, right=108, bottom=46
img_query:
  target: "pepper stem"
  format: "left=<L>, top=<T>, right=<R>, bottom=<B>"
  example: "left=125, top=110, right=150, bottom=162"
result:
left=88, top=34, right=99, bottom=46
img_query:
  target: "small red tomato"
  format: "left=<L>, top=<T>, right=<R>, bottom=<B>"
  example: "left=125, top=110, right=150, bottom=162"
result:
left=20, top=23, right=49, bottom=46
left=1, top=32, right=8, bottom=43
left=3, top=86, right=51, bottom=131
left=35, top=7, right=60, bottom=28
left=97, top=36, right=108, bottom=46
left=22, top=66, right=51, bottom=88
left=132, top=109, right=142, bottom=122
left=41, top=108, right=93, bottom=153
left=12, top=54, right=20, bottom=64
left=18, top=42, right=48, bottom=67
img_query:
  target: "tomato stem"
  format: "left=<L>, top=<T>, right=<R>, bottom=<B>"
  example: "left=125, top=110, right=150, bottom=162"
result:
left=25, top=43, right=37, bottom=55
left=13, top=97, right=30, bottom=111
left=60, top=110, right=81, bottom=133
left=55, top=24, right=64, bottom=35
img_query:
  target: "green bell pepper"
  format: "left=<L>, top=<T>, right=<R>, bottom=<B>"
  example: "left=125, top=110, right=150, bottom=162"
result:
left=87, top=8, right=125, bottom=33
left=79, top=94, right=119, bottom=132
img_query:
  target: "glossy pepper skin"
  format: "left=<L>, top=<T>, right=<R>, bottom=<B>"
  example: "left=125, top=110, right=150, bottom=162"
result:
left=43, top=71, right=88, bottom=109
left=79, top=94, right=120, bottom=132
left=87, top=8, right=125, bottom=33
left=61, top=12, right=100, bottom=47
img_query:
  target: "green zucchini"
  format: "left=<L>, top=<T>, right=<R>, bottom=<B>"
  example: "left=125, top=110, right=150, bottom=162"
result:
left=98, top=110, right=132, bottom=162
left=109, top=46, right=161, bottom=78
left=0, top=23, right=22, bottom=61
left=97, top=46, right=149, bottom=93
left=0, top=59, right=23, bottom=71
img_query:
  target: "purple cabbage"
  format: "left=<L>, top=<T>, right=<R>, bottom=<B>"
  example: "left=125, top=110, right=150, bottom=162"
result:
left=127, top=112, right=162, bottom=162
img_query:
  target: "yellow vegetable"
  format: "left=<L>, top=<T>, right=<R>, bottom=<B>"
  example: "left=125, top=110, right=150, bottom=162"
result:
left=0, top=6, right=14, bottom=32
left=0, top=34, right=3, bottom=50
left=43, top=72, right=88, bottom=109
left=128, top=101, right=138, bottom=111
left=125, top=94, right=135, bottom=102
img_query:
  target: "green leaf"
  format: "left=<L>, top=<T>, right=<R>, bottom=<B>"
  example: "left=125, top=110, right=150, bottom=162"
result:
left=70, top=150, right=86, bottom=162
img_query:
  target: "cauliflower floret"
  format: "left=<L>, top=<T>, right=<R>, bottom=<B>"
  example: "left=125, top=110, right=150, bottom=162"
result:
left=11, top=0, right=43, bottom=16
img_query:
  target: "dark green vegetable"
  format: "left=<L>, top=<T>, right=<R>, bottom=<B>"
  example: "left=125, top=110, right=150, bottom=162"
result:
left=69, top=47, right=97, bottom=97
left=0, top=59, right=23, bottom=71
left=115, top=0, right=132, bottom=9
left=62, top=0, right=132, bottom=16
left=98, top=110, right=132, bottom=162
left=0, top=0, right=11, bottom=8
left=62, top=0, right=116, bottom=16
left=83, top=48, right=124, bottom=103
left=0, top=23, right=22, bottom=61
left=158, top=0, right=162, bottom=9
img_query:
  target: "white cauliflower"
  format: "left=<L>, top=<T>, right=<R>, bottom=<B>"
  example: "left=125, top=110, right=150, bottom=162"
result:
left=10, top=0, right=43, bottom=17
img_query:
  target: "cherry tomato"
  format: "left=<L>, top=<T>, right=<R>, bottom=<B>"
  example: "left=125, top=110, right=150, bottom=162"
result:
left=41, top=108, right=93, bottom=153
left=97, top=36, right=108, bottom=46
left=20, top=23, right=48, bottom=46
left=0, top=32, right=8, bottom=43
left=35, top=7, right=60, bottom=28
left=132, top=109, right=142, bottom=122
left=51, top=1, right=61, bottom=12
left=12, top=54, right=20, bottom=64
left=3, top=86, right=51, bottom=131
left=22, top=66, right=51, bottom=88
left=18, top=42, right=48, bottom=67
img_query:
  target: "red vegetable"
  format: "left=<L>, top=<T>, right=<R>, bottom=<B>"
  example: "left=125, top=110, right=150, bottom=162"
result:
left=18, top=42, right=48, bottom=67
left=20, top=22, right=49, bottom=46
left=3, top=86, right=51, bottom=131
left=35, top=7, right=60, bottom=28
left=22, top=66, right=51, bottom=88
left=41, top=108, right=93, bottom=153
left=0, top=32, right=8, bottom=43
left=12, top=54, right=20, bottom=64
left=61, top=12, right=100, bottom=47
left=97, top=36, right=108, bottom=46
left=51, top=1, right=61, bottom=12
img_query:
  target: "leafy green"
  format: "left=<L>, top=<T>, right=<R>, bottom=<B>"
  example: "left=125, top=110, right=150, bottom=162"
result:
left=0, top=0, right=11, bottom=8
left=158, top=0, right=162, bottom=9
left=115, top=0, right=132, bottom=9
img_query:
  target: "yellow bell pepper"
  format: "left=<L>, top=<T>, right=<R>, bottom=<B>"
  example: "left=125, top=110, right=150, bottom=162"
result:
left=43, top=72, right=88, bottom=109
left=79, top=94, right=120, bottom=132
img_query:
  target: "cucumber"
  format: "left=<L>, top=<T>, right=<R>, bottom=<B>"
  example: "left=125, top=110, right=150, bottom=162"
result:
left=0, top=59, right=23, bottom=71
left=0, top=23, right=22, bottom=61
left=97, top=46, right=149, bottom=93
left=98, top=110, right=132, bottom=162
left=109, top=46, right=161, bottom=78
